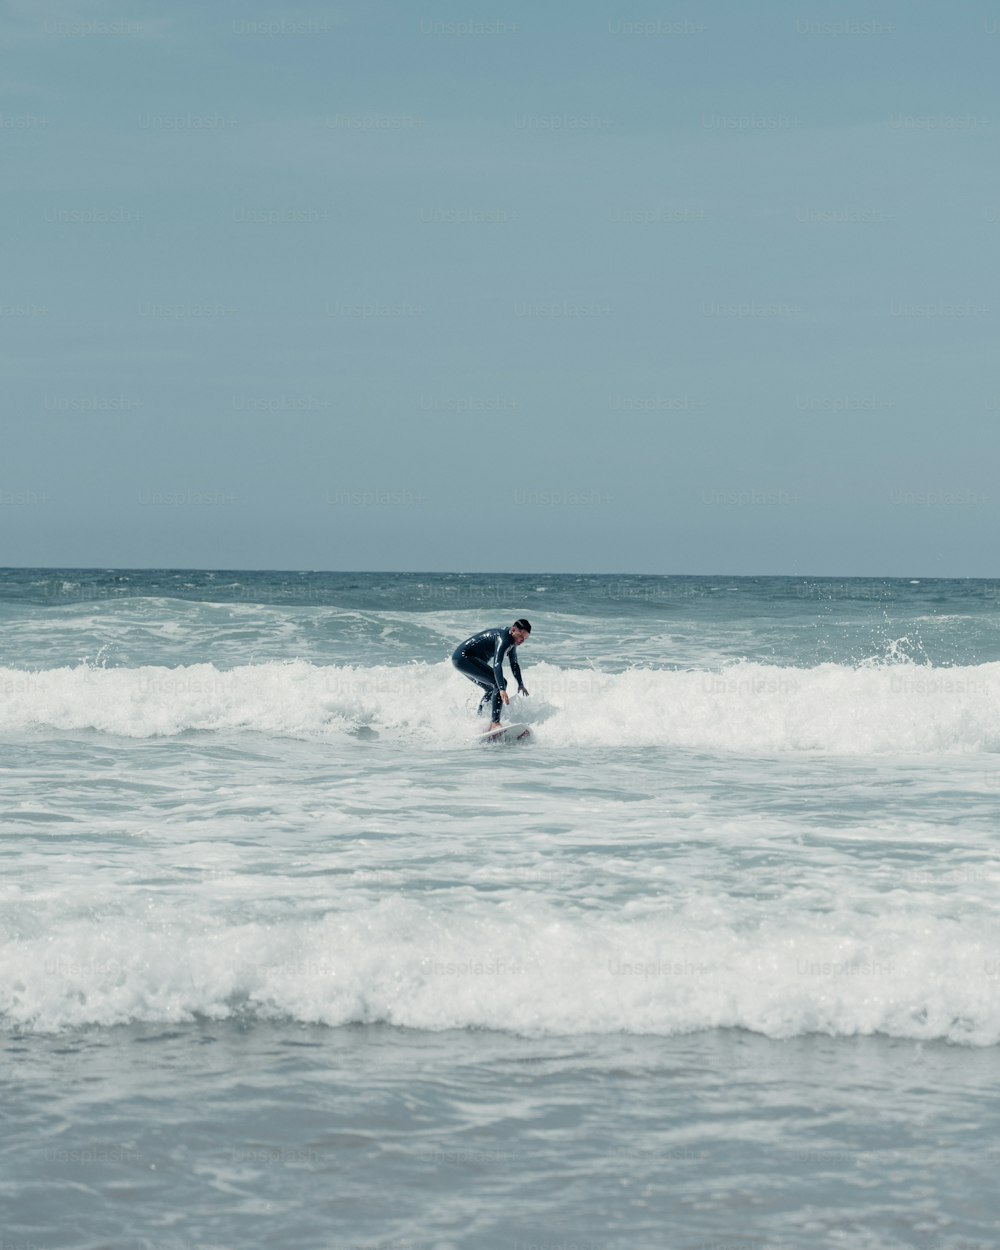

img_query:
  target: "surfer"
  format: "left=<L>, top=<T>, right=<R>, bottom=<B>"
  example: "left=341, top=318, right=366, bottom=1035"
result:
left=451, top=619, right=531, bottom=728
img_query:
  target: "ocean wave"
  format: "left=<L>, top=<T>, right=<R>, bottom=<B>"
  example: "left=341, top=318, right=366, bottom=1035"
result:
left=2, top=658, right=1000, bottom=753
left=4, top=895, right=998, bottom=1043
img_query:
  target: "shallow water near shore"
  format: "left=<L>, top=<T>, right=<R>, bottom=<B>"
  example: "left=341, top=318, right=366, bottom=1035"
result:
left=5, top=1022, right=1000, bottom=1250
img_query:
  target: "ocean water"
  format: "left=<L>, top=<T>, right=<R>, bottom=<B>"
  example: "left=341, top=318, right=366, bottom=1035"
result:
left=3, top=569, right=1000, bottom=1250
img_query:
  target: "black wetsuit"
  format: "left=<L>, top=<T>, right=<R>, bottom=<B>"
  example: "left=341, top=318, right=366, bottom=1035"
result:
left=452, top=627, right=525, bottom=722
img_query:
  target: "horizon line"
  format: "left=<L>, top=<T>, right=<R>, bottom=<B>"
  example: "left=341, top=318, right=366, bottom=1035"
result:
left=0, top=566, right=991, bottom=581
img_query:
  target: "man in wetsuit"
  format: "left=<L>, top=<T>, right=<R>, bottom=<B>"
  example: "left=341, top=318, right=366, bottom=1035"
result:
left=452, top=619, right=531, bottom=728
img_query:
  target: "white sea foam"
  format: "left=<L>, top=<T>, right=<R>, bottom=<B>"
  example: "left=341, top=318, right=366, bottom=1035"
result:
left=4, top=893, right=999, bottom=1042
left=2, top=658, right=1000, bottom=753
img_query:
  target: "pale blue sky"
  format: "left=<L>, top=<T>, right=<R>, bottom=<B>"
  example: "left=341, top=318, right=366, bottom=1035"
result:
left=3, top=0, right=999, bottom=574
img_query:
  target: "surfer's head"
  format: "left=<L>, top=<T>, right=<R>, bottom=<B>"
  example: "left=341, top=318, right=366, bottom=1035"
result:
left=511, top=619, right=531, bottom=645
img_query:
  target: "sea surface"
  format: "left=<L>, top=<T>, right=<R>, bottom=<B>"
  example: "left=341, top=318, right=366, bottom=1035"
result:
left=3, top=569, right=1000, bottom=1250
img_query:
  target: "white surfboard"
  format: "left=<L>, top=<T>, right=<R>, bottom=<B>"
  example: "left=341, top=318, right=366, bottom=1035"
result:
left=477, top=722, right=532, bottom=744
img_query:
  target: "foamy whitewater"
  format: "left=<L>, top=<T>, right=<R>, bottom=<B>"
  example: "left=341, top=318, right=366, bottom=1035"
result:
left=4, top=570, right=1000, bottom=1249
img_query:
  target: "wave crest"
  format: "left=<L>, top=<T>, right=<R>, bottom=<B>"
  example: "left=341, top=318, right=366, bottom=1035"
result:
left=3, top=658, right=1000, bottom=753
left=5, top=897, right=998, bottom=1044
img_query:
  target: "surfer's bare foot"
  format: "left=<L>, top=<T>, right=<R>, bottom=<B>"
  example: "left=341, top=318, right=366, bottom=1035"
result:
left=490, top=722, right=502, bottom=730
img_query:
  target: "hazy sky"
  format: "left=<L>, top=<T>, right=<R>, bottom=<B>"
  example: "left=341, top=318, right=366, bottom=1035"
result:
left=4, top=0, right=999, bottom=575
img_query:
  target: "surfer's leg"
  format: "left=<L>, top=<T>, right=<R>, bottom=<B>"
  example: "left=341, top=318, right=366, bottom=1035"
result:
left=453, top=653, right=500, bottom=716
left=489, top=687, right=503, bottom=724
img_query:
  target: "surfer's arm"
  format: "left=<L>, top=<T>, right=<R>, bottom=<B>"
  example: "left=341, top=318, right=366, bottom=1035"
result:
left=492, top=632, right=508, bottom=690
left=509, top=647, right=528, bottom=695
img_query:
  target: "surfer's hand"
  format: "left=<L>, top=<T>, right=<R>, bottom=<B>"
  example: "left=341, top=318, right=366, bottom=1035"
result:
left=500, top=690, right=510, bottom=706
left=518, top=685, right=529, bottom=697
